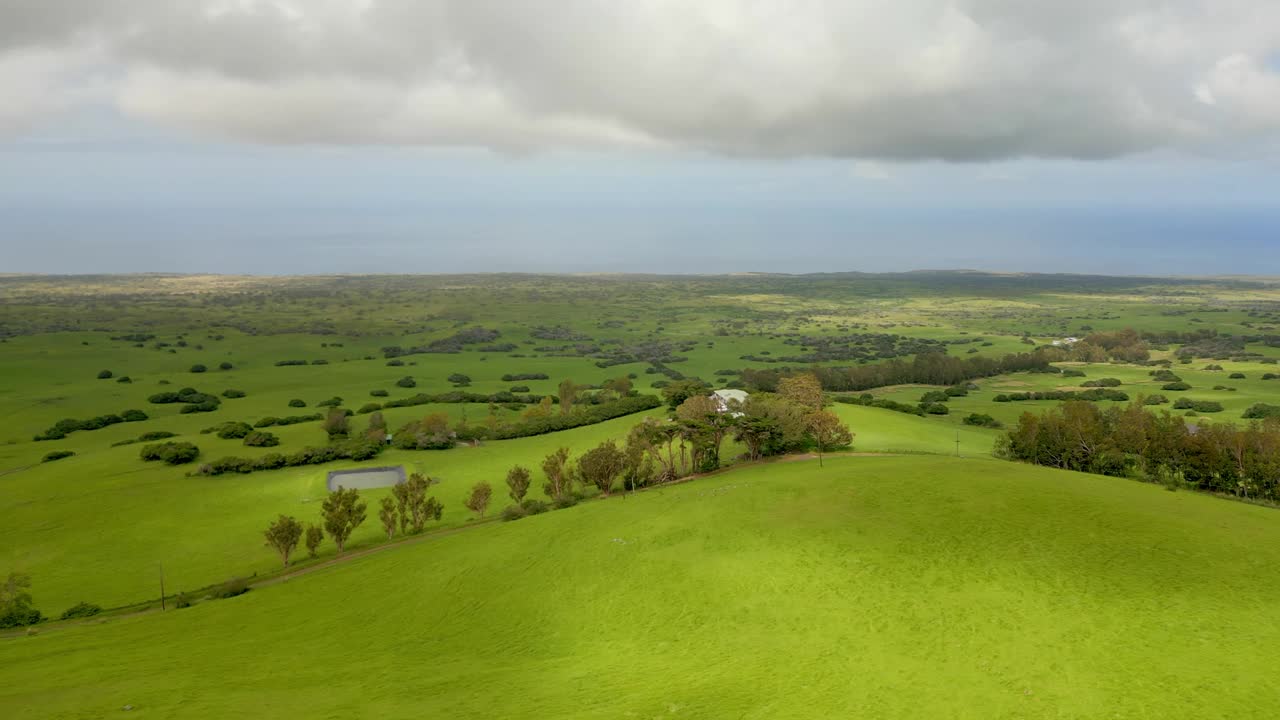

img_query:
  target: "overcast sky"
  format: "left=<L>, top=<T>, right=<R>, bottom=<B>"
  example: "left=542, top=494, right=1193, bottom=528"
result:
left=1, top=1, right=1278, bottom=275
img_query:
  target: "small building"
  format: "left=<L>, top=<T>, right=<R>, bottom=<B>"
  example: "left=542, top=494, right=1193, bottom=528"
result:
left=1050, top=337, right=1081, bottom=347
left=710, top=388, right=749, bottom=416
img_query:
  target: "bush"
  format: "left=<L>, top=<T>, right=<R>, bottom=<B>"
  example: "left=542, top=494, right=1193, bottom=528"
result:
left=174, top=593, right=192, bottom=609
left=962, top=413, right=1002, bottom=428
left=1229, top=372, right=1246, bottom=379
left=42, top=450, right=75, bottom=463
left=179, top=400, right=220, bottom=414
left=254, top=413, right=322, bottom=428
left=500, top=504, right=529, bottom=522
left=920, top=402, right=950, bottom=415
left=214, top=578, right=250, bottom=599
left=357, top=402, right=382, bottom=414
left=97, top=369, right=113, bottom=379
left=1060, top=368, right=1086, bottom=377
left=116, top=376, right=132, bottom=383
left=311, top=359, right=329, bottom=366
left=315, top=397, right=344, bottom=408
left=222, top=389, right=246, bottom=399
left=520, top=498, right=550, bottom=515
left=1242, top=403, right=1280, bottom=419
left=919, top=390, right=950, bottom=403
left=59, top=601, right=101, bottom=620
left=121, top=409, right=149, bottom=422
left=1263, top=373, right=1278, bottom=380
left=1161, top=382, right=1192, bottom=391
left=139, top=441, right=200, bottom=465
left=190, top=364, right=207, bottom=373
left=275, top=360, right=308, bottom=367
left=288, top=399, right=307, bottom=408
left=242, top=430, right=280, bottom=447
left=370, top=389, right=389, bottom=397
left=1172, top=398, right=1224, bottom=413
left=386, top=359, right=405, bottom=367
left=510, top=385, right=530, bottom=393
left=448, top=373, right=472, bottom=386
left=0, top=607, right=42, bottom=629
left=1143, top=395, right=1169, bottom=405
left=1081, top=378, right=1122, bottom=387
left=216, top=421, right=254, bottom=439
left=219, top=362, right=234, bottom=370
left=396, top=376, right=417, bottom=388
left=502, top=373, right=550, bottom=381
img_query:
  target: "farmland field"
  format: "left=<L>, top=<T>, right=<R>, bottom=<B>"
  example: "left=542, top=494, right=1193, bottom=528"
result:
left=3, top=272, right=1280, bottom=718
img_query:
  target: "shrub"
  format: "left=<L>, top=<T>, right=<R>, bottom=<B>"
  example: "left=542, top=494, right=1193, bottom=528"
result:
left=242, top=430, right=280, bottom=447
left=97, top=369, right=113, bottom=379
left=502, top=373, right=550, bottom=381
left=214, top=578, right=250, bottom=599
left=219, top=362, right=234, bottom=370
left=139, top=441, right=200, bottom=465
left=275, top=360, right=308, bottom=367
left=962, top=413, right=1002, bottom=428
left=311, top=359, right=329, bottom=366
left=1242, top=403, right=1280, bottom=419
left=190, top=364, right=207, bottom=373
left=919, top=390, right=950, bottom=403
left=1060, top=368, right=1086, bottom=377
left=500, top=504, right=529, bottom=522
left=1161, top=382, right=1192, bottom=391
left=510, top=385, right=530, bottom=393
left=1143, top=395, right=1169, bottom=405
left=396, top=376, right=417, bottom=388
left=448, top=373, right=472, bottom=386
left=59, top=601, right=101, bottom=620
left=1172, top=398, right=1224, bottom=413
left=920, top=402, right=950, bottom=415
left=254, top=452, right=287, bottom=469
left=222, top=389, right=246, bottom=398
left=288, top=398, right=307, bottom=408
left=315, top=397, right=344, bottom=408
left=116, top=376, right=132, bottom=383
left=174, top=593, right=192, bottom=609
left=520, top=499, right=550, bottom=515
left=386, top=359, right=405, bottom=367
left=42, top=450, right=75, bottom=463
left=1229, top=372, right=1246, bottom=379
left=370, top=389, right=389, bottom=397
left=216, top=422, right=254, bottom=440
left=1263, top=373, right=1278, bottom=380
left=179, top=400, right=220, bottom=414
left=120, top=409, right=149, bottom=422
left=1081, top=378, right=1122, bottom=387
left=357, top=402, right=382, bottom=414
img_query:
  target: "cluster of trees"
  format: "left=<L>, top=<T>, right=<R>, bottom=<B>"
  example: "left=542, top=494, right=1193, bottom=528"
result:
left=998, top=401, right=1280, bottom=499
left=140, top=441, right=200, bottom=465
left=1066, top=329, right=1151, bottom=364
left=743, top=351, right=1054, bottom=393
left=148, top=387, right=221, bottom=414
left=34, top=408, right=148, bottom=441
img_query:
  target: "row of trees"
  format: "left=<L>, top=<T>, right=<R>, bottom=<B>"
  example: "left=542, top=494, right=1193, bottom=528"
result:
left=743, top=351, right=1054, bottom=393
left=262, top=474, right=446, bottom=567
left=998, top=400, right=1280, bottom=499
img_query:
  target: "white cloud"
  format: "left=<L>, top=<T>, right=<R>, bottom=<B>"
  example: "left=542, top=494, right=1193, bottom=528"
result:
left=1, top=0, right=1279, bottom=160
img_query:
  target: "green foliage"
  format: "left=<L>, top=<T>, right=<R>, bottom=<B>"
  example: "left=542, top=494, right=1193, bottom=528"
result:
left=321, top=487, right=367, bottom=553
left=1172, top=398, right=1223, bottom=413
left=577, top=441, right=625, bottom=495
left=41, top=450, right=75, bottom=463
left=190, top=364, right=207, bottom=374
left=505, top=465, right=532, bottom=503
left=215, top=421, right=253, bottom=440
left=464, top=482, right=493, bottom=517
left=962, top=413, right=1002, bottom=428
left=1081, top=378, right=1122, bottom=387
left=242, top=431, right=279, bottom=448
left=263, top=515, right=304, bottom=567
left=139, top=441, right=200, bottom=465
left=395, top=376, right=417, bottom=388
left=58, top=601, right=101, bottom=620
left=221, top=389, right=246, bottom=398
left=96, top=369, right=113, bottom=379
left=1242, top=403, right=1280, bottom=419
left=0, top=572, right=42, bottom=629
left=213, top=577, right=249, bottom=599
left=369, top=389, right=389, bottom=397
left=1162, top=382, right=1192, bottom=391
left=219, top=362, right=234, bottom=371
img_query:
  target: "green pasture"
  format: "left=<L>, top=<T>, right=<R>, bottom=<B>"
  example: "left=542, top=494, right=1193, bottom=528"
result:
left=3, top=455, right=1279, bottom=718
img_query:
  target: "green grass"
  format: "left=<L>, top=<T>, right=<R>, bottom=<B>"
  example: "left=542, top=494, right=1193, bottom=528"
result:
left=4, top=455, right=1280, bottom=718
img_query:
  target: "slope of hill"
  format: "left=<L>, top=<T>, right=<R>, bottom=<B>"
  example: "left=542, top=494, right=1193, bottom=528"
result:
left=4, top=455, right=1277, bottom=718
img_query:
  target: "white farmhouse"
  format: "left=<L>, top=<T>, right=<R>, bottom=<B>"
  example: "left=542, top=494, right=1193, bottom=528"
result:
left=710, top=388, right=749, bottom=416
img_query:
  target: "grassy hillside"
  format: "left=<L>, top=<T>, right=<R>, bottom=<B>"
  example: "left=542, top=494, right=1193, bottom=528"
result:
left=3, top=455, right=1278, bottom=718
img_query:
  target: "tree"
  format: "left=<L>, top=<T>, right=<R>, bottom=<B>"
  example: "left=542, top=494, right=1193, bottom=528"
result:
left=676, top=395, right=734, bottom=471
left=541, top=447, right=574, bottom=500
left=622, top=433, right=657, bottom=492
left=392, top=473, right=442, bottom=533
left=465, top=482, right=493, bottom=517
left=558, top=379, right=579, bottom=416
left=806, top=410, right=854, bottom=467
left=0, top=572, right=41, bottom=628
left=578, top=441, right=626, bottom=496
left=305, top=524, right=324, bottom=558
left=661, top=379, right=710, bottom=410
left=320, top=486, right=367, bottom=554
left=629, top=417, right=689, bottom=481
left=322, top=408, right=350, bottom=441
left=734, top=395, right=809, bottom=460
left=602, top=376, right=633, bottom=400
left=263, top=515, right=304, bottom=567
left=505, top=465, right=532, bottom=503
left=378, top=496, right=397, bottom=540
left=778, top=373, right=825, bottom=412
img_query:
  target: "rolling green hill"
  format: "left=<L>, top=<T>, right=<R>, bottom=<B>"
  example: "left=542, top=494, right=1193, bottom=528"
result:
left=4, top=455, right=1278, bottom=718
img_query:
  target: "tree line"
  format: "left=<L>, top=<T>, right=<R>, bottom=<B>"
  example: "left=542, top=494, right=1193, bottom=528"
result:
left=997, top=400, right=1280, bottom=500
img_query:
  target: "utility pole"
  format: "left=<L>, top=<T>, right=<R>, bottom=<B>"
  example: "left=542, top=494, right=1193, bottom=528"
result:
left=159, top=563, right=165, bottom=611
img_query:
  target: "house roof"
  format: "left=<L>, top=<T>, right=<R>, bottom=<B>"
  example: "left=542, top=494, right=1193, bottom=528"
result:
left=712, top=389, right=749, bottom=403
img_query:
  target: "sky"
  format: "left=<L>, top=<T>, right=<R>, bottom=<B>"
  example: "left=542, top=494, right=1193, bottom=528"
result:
left=1, top=1, right=1279, bottom=276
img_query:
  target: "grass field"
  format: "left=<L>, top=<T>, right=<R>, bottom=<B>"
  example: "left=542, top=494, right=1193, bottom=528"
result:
left=3, top=455, right=1279, bottom=718
left=3, top=272, right=1280, bottom=718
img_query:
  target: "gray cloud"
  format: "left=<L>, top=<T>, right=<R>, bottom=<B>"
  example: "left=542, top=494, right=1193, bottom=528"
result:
left=2, top=0, right=1279, bottom=160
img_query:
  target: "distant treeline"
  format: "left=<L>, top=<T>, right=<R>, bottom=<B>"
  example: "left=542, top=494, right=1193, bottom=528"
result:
left=743, top=351, right=1055, bottom=393
left=994, top=389, right=1129, bottom=403
left=998, top=401, right=1280, bottom=500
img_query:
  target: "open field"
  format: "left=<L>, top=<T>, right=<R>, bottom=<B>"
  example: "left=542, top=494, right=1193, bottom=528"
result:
left=4, top=455, right=1280, bottom=718
left=3, top=272, right=1280, bottom=718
